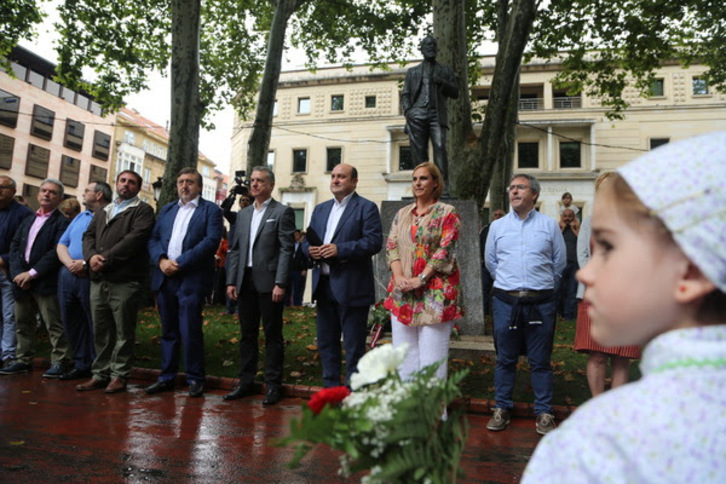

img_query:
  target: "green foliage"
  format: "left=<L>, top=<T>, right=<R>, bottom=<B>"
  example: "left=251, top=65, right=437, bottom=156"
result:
left=55, top=0, right=173, bottom=113
left=0, top=0, right=45, bottom=72
left=529, top=0, right=726, bottom=119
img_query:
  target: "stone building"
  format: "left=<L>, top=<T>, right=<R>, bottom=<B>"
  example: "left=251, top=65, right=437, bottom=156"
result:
left=1, top=46, right=114, bottom=209
left=231, top=56, right=726, bottom=226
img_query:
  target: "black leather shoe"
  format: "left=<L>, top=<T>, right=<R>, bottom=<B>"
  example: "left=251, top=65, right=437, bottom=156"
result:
left=60, top=368, right=92, bottom=381
left=145, top=380, right=175, bottom=395
left=224, top=383, right=254, bottom=401
left=262, top=387, right=281, bottom=406
left=188, top=381, right=204, bottom=398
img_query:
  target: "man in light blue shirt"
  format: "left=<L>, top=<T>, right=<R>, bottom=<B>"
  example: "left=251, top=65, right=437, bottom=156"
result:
left=485, top=173, right=566, bottom=435
left=56, top=181, right=112, bottom=380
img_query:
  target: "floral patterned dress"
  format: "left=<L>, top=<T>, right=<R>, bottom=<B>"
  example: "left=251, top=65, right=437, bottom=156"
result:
left=384, top=202, right=464, bottom=326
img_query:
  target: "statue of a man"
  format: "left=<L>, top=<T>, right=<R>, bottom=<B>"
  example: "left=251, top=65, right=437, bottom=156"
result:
left=401, top=35, right=459, bottom=195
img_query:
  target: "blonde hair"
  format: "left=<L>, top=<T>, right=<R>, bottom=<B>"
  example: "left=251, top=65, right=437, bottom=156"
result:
left=601, top=173, right=724, bottom=320
left=413, top=162, right=444, bottom=200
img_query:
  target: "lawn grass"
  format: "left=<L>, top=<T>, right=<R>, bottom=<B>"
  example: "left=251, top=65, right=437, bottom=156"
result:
left=34, top=304, right=641, bottom=407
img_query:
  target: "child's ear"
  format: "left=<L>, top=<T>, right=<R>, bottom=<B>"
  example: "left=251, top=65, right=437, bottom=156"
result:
left=674, top=261, right=716, bottom=304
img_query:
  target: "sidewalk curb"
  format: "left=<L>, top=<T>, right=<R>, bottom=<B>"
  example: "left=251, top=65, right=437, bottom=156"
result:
left=34, top=358, right=576, bottom=420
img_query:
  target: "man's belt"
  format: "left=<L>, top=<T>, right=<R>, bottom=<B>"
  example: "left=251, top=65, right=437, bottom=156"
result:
left=505, top=289, right=551, bottom=298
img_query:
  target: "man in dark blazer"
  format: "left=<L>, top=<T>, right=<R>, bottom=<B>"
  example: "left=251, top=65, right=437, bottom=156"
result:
left=1, top=179, right=71, bottom=377
left=145, top=168, right=222, bottom=398
left=401, top=35, right=459, bottom=195
left=0, top=176, right=33, bottom=368
left=305, top=163, right=383, bottom=388
left=224, top=166, right=295, bottom=405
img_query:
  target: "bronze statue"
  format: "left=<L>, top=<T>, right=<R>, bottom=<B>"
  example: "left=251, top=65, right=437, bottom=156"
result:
left=401, top=35, right=459, bottom=195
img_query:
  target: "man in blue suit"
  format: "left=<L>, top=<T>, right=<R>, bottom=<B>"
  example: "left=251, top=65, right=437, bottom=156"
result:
left=145, top=168, right=222, bottom=397
left=305, top=163, right=383, bottom=388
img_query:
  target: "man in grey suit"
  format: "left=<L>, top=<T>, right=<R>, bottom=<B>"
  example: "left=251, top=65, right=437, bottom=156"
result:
left=224, top=166, right=295, bottom=405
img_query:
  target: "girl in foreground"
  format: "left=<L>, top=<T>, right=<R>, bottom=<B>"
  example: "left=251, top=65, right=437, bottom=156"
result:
left=523, top=132, right=726, bottom=483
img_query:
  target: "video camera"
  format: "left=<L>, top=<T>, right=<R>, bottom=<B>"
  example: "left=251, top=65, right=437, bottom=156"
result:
left=230, top=170, right=249, bottom=196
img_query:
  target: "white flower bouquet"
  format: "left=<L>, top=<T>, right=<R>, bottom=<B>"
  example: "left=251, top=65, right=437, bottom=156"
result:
left=278, top=343, right=469, bottom=483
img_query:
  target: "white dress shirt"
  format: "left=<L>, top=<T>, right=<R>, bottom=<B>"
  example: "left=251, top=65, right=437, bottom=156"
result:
left=248, top=197, right=271, bottom=267
left=167, top=196, right=200, bottom=261
left=321, top=192, right=352, bottom=275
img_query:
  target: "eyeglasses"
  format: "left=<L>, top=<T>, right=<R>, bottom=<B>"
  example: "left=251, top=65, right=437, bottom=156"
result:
left=0, top=185, right=13, bottom=190
left=507, top=184, right=530, bottom=192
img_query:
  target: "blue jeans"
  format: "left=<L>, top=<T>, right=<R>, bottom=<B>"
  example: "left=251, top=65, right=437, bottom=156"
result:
left=0, top=272, right=17, bottom=361
left=59, top=267, right=96, bottom=371
left=492, top=294, right=557, bottom=415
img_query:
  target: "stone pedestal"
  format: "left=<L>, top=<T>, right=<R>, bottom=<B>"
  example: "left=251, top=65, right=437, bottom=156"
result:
left=373, top=199, right=486, bottom=336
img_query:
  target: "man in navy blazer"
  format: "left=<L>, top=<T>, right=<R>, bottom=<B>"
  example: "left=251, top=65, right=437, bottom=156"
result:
left=1, top=179, right=71, bottom=377
left=305, top=163, right=383, bottom=387
left=145, top=168, right=222, bottom=397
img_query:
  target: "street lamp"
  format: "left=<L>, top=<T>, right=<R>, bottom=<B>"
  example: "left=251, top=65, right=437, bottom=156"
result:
left=152, top=177, right=163, bottom=201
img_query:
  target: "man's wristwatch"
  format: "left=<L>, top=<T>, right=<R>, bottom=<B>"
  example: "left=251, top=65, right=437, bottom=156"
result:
left=418, top=273, right=427, bottom=284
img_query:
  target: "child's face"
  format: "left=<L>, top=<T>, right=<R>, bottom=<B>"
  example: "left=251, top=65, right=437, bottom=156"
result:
left=577, top=186, right=688, bottom=347
left=562, top=194, right=572, bottom=206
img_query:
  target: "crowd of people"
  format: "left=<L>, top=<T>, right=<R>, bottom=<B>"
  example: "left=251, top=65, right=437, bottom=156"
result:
left=1, top=131, right=724, bottom=481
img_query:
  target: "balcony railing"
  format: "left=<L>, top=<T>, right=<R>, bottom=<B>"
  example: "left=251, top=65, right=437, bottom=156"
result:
left=519, top=98, right=544, bottom=110
left=554, top=97, right=582, bottom=109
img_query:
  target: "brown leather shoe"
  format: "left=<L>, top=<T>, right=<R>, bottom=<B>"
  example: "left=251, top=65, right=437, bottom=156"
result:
left=76, top=377, right=109, bottom=392
left=104, top=377, right=127, bottom=394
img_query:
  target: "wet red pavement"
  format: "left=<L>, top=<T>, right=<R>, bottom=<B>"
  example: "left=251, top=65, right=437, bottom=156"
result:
left=0, top=365, right=542, bottom=483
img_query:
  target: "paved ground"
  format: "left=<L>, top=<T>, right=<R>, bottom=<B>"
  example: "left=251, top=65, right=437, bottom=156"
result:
left=0, top=368, right=542, bottom=483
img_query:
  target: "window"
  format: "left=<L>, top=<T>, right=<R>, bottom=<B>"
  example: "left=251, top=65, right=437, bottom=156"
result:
left=92, top=131, right=111, bottom=160
left=297, top=97, right=310, bottom=114
left=28, top=70, right=44, bottom=89
left=144, top=168, right=152, bottom=183
left=124, top=130, right=136, bottom=145
left=64, top=119, right=85, bottom=151
left=517, top=142, right=539, bottom=169
left=267, top=150, right=275, bottom=169
left=692, top=77, right=709, bottom=95
left=59, top=155, right=80, bottom=188
left=31, top=105, right=55, bottom=140
left=0, top=89, right=20, bottom=128
left=22, top=184, right=40, bottom=211
left=649, top=78, right=665, bottom=97
left=202, top=165, right=211, bottom=177
left=25, top=144, right=50, bottom=179
left=89, top=164, right=108, bottom=183
left=326, top=147, right=342, bottom=172
left=399, top=146, right=414, bottom=171
left=142, top=140, right=150, bottom=152
left=331, top=95, right=344, bottom=111
left=293, top=208, right=305, bottom=230
left=292, top=149, right=307, bottom=173
left=0, top=134, right=14, bottom=169
left=365, top=96, right=377, bottom=108
left=650, top=138, right=669, bottom=150
left=60, top=86, right=75, bottom=104
left=559, top=141, right=582, bottom=168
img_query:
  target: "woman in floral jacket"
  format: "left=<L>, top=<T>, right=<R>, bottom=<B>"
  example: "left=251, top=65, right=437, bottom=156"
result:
left=384, top=162, right=464, bottom=380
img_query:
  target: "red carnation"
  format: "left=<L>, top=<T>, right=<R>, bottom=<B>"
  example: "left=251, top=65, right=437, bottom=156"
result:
left=307, top=386, right=351, bottom=415
left=448, top=270, right=460, bottom=285
left=443, top=285, right=458, bottom=300
left=430, top=277, right=444, bottom=290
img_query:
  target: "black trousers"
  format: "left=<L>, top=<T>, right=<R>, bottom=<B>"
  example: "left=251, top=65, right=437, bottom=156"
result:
left=237, top=269, right=284, bottom=389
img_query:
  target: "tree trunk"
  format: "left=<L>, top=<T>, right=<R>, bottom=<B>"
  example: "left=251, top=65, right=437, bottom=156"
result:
left=160, top=0, right=202, bottom=208
left=434, top=0, right=476, bottom=199
left=245, top=0, right=302, bottom=176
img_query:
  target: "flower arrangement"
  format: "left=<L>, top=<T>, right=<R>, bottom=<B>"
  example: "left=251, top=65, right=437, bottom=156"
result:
left=278, top=344, right=469, bottom=483
left=368, top=299, right=391, bottom=348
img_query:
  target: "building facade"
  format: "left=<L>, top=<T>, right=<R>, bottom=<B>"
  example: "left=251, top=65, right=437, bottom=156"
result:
left=112, top=107, right=217, bottom=210
left=230, top=56, right=726, bottom=226
left=1, top=47, right=114, bottom=209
